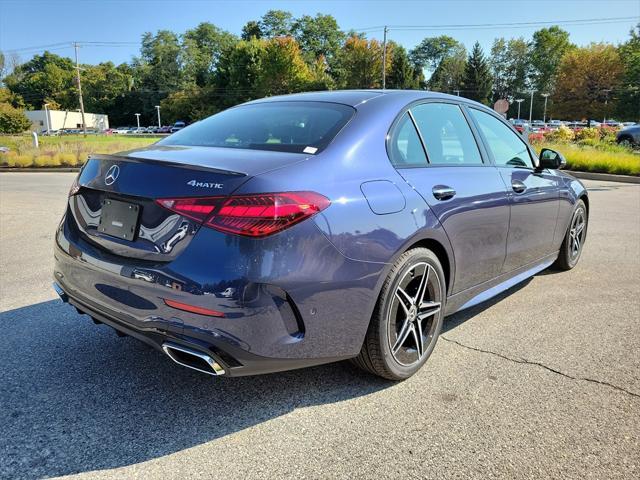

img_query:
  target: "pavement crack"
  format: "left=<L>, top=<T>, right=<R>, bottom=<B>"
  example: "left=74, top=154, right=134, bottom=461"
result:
left=440, top=336, right=640, bottom=399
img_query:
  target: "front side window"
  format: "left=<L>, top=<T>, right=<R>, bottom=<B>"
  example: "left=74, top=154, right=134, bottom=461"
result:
left=469, top=108, right=534, bottom=168
left=159, top=101, right=354, bottom=154
left=388, top=114, right=428, bottom=167
left=410, top=103, right=483, bottom=165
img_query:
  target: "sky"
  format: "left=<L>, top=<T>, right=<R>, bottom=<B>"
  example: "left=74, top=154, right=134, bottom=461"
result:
left=1, top=0, right=639, bottom=66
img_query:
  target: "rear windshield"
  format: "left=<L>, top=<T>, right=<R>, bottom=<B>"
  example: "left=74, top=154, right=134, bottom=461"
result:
left=158, top=101, right=354, bottom=154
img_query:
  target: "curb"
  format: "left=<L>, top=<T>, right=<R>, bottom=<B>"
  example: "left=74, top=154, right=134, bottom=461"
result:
left=566, top=170, right=640, bottom=184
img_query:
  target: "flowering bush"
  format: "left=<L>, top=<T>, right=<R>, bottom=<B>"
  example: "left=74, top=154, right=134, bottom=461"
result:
left=575, top=127, right=601, bottom=141
left=544, top=125, right=575, bottom=142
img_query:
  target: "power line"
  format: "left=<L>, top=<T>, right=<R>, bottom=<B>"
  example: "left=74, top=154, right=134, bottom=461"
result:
left=355, top=16, right=638, bottom=32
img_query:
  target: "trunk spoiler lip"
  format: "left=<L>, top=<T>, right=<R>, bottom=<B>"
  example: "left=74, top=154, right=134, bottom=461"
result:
left=89, top=153, right=248, bottom=177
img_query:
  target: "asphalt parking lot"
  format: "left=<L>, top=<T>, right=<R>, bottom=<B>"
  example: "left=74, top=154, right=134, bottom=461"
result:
left=1, top=172, right=638, bottom=479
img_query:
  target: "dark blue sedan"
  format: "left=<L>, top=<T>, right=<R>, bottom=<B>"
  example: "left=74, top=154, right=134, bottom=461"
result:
left=53, top=90, right=588, bottom=380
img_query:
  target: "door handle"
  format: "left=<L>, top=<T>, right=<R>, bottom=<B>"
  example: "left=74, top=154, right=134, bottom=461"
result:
left=432, top=185, right=456, bottom=201
left=511, top=180, right=526, bottom=194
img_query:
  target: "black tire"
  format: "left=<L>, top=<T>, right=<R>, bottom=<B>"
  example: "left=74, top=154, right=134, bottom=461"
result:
left=617, top=135, right=633, bottom=148
left=353, top=247, right=446, bottom=380
left=553, top=199, right=588, bottom=271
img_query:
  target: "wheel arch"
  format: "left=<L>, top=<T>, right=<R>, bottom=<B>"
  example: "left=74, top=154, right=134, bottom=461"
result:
left=579, top=192, right=589, bottom=216
left=403, top=238, right=452, bottom=295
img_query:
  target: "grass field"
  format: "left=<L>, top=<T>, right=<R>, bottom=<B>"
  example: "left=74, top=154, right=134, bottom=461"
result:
left=1, top=134, right=638, bottom=175
left=0, top=135, right=159, bottom=167
left=536, top=142, right=640, bottom=176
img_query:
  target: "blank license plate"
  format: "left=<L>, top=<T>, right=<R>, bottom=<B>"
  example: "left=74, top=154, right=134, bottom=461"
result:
left=99, top=198, right=140, bottom=241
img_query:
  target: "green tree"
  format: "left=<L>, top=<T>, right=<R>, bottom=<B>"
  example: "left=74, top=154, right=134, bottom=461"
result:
left=553, top=43, right=623, bottom=120
left=0, top=102, right=30, bottom=133
left=241, top=21, right=262, bottom=40
left=410, top=35, right=462, bottom=71
left=3, top=52, right=76, bottom=109
left=82, top=62, right=133, bottom=115
left=490, top=38, right=530, bottom=100
left=616, top=24, right=640, bottom=121
left=307, top=55, right=336, bottom=91
left=215, top=37, right=267, bottom=108
left=292, top=14, right=344, bottom=63
left=428, top=49, right=466, bottom=93
left=0, top=86, right=25, bottom=108
left=182, top=22, right=237, bottom=87
left=258, top=37, right=312, bottom=96
left=335, top=35, right=387, bottom=89
left=260, top=10, right=294, bottom=38
left=387, top=44, right=418, bottom=89
left=529, top=26, right=574, bottom=95
left=462, top=42, right=492, bottom=104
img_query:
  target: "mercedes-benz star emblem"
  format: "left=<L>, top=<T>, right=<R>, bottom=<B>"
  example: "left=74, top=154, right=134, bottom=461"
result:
left=104, top=165, right=120, bottom=185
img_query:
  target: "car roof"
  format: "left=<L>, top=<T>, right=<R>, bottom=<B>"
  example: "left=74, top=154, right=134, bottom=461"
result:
left=244, top=89, right=471, bottom=108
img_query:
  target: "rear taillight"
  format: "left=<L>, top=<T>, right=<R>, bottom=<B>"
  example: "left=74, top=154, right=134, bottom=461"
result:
left=68, top=175, right=80, bottom=197
left=156, top=191, right=330, bottom=238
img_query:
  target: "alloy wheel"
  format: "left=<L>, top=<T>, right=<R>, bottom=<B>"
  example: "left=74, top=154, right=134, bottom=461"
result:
left=387, top=262, right=443, bottom=366
left=569, top=208, right=586, bottom=259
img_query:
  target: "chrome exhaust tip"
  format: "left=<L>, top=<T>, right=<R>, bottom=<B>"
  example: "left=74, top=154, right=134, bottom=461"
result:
left=162, top=342, right=226, bottom=376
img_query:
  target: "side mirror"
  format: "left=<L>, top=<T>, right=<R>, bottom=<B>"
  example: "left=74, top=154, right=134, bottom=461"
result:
left=538, top=148, right=566, bottom=170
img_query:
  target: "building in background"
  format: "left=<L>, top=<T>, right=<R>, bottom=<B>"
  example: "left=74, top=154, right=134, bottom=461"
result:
left=25, top=110, right=109, bottom=133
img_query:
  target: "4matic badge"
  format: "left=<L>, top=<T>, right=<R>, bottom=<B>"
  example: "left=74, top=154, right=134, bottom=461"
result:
left=187, top=179, right=223, bottom=189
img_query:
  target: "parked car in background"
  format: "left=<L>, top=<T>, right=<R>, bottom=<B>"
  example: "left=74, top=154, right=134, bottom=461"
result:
left=547, top=120, right=564, bottom=129
left=159, top=125, right=172, bottom=134
left=616, top=124, right=640, bottom=146
left=112, top=127, right=131, bottom=134
left=510, top=119, right=529, bottom=133
left=170, top=121, right=186, bottom=133
left=53, top=90, right=588, bottom=380
left=41, top=129, right=59, bottom=136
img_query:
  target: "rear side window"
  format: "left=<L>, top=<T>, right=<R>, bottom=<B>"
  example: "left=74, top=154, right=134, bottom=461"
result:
left=411, top=103, right=483, bottom=165
left=159, top=101, right=354, bottom=154
left=389, top=114, right=428, bottom=167
left=469, top=108, right=534, bottom=168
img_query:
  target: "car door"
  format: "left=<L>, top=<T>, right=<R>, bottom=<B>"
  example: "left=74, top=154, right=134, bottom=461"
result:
left=467, top=107, right=561, bottom=272
left=389, top=101, right=511, bottom=294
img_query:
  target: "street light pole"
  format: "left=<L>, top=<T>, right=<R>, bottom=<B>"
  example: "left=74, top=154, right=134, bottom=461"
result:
left=155, top=105, right=161, bottom=128
left=602, top=89, right=611, bottom=124
left=73, top=42, right=87, bottom=136
left=515, top=99, right=524, bottom=120
left=382, top=26, right=388, bottom=89
left=528, top=90, right=535, bottom=124
left=541, top=93, right=550, bottom=124
left=43, top=103, right=50, bottom=134
left=135, top=113, right=141, bottom=130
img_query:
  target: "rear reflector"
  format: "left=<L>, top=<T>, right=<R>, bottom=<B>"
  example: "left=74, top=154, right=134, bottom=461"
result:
left=156, top=191, right=330, bottom=237
left=164, top=298, right=225, bottom=317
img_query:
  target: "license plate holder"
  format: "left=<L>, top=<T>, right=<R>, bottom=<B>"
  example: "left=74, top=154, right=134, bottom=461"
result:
left=99, top=198, right=140, bottom=241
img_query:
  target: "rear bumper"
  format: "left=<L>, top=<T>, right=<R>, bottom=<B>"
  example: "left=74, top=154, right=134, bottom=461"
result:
left=54, top=208, right=385, bottom=376
left=53, top=281, right=349, bottom=376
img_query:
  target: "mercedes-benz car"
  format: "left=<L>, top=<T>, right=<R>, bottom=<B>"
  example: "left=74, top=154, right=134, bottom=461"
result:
left=53, top=90, right=588, bottom=380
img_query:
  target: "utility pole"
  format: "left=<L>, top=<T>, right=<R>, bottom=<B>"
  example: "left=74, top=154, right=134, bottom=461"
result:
left=528, top=90, right=535, bottom=124
left=135, top=113, right=141, bottom=130
left=382, top=26, right=388, bottom=89
left=73, top=42, right=87, bottom=136
left=155, top=105, right=161, bottom=128
left=541, top=93, right=550, bottom=124
left=515, top=99, right=524, bottom=119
